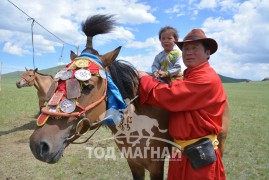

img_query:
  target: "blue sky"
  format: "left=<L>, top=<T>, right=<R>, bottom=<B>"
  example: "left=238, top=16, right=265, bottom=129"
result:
left=0, top=0, right=268, bottom=80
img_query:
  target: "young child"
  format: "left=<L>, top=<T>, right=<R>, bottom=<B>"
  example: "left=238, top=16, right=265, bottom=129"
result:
left=152, top=26, right=182, bottom=82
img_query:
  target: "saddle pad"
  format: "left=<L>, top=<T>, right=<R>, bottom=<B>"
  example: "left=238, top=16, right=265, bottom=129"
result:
left=66, top=78, right=81, bottom=99
left=46, top=81, right=58, bottom=101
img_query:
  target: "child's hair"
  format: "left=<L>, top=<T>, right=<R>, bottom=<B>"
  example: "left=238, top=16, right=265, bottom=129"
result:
left=159, top=26, right=179, bottom=41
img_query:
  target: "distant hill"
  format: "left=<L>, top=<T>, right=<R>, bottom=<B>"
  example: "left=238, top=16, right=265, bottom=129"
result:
left=218, top=74, right=250, bottom=83
left=2, top=65, right=250, bottom=83
left=2, top=65, right=65, bottom=79
left=262, top=77, right=269, bottom=81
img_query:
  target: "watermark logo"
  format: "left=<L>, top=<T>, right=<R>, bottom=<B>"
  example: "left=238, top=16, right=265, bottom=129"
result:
left=113, top=104, right=167, bottom=147
left=86, top=99, right=182, bottom=161
left=86, top=146, right=181, bottom=161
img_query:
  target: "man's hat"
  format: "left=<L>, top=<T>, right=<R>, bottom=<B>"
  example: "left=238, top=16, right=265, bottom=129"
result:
left=175, top=29, right=218, bottom=55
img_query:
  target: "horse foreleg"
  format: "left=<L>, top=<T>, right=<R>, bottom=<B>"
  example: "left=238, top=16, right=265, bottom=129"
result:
left=38, top=95, right=46, bottom=113
left=127, top=160, right=145, bottom=180
left=148, top=160, right=165, bottom=180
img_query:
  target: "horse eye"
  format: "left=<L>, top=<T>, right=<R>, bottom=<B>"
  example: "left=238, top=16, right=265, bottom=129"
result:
left=82, top=84, right=94, bottom=94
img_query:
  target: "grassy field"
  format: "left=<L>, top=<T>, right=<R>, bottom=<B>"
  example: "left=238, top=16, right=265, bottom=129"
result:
left=0, top=76, right=268, bottom=180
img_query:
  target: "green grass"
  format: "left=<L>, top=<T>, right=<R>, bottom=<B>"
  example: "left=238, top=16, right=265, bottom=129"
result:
left=0, top=78, right=39, bottom=125
left=0, top=76, right=268, bottom=179
left=223, top=82, right=269, bottom=179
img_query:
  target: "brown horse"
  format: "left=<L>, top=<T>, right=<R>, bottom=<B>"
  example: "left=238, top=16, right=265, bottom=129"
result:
left=16, top=68, right=54, bottom=108
left=29, top=15, right=229, bottom=179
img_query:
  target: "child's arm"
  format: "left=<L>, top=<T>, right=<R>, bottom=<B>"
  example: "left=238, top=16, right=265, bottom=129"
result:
left=168, top=60, right=181, bottom=77
left=152, top=55, right=161, bottom=77
left=167, top=51, right=182, bottom=77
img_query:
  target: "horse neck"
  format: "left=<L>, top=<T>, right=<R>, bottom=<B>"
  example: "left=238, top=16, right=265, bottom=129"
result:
left=34, top=73, right=52, bottom=94
left=107, top=125, right=117, bottom=134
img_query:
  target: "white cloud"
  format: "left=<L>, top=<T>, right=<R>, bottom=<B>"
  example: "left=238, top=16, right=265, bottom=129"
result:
left=94, top=26, right=135, bottom=47
left=201, top=0, right=269, bottom=80
left=119, top=53, right=153, bottom=72
left=219, top=0, right=241, bottom=13
left=0, top=30, right=13, bottom=43
left=165, top=4, right=186, bottom=17
left=125, top=36, right=161, bottom=51
left=3, top=42, right=26, bottom=55
left=150, top=6, right=159, bottom=13
left=1, top=0, right=268, bottom=80
left=193, top=10, right=199, bottom=16
left=196, top=0, right=217, bottom=9
left=70, top=0, right=157, bottom=24
left=165, top=4, right=181, bottom=13
left=203, top=0, right=269, bottom=61
left=0, top=63, right=25, bottom=74
left=1, top=30, right=60, bottom=56
left=0, top=0, right=157, bottom=56
left=57, top=61, right=68, bottom=66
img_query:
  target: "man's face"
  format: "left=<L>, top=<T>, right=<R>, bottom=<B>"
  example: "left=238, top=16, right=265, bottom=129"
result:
left=182, top=41, right=210, bottom=68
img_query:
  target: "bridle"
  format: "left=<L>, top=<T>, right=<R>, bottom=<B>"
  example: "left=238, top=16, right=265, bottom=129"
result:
left=39, top=57, right=110, bottom=144
left=41, top=78, right=108, bottom=143
left=38, top=55, right=140, bottom=144
left=20, top=71, right=36, bottom=86
left=41, top=78, right=107, bottom=118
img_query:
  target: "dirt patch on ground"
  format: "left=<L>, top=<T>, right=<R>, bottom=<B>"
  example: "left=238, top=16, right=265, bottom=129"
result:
left=0, top=117, right=37, bottom=179
left=0, top=116, right=135, bottom=179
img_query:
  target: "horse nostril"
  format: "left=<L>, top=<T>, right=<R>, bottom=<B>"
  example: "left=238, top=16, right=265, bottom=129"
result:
left=16, top=82, right=21, bottom=88
left=39, top=141, right=50, bottom=157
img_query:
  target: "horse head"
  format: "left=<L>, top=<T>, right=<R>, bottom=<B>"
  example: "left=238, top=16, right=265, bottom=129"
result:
left=16, top=68, right=38, bottom=88
left=29, top=46, right=123, bottom=163
left=29, top=15, right=134, bottom=163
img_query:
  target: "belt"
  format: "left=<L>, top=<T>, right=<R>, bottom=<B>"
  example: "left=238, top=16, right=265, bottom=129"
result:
left=174, top=134, right=219, bottom=151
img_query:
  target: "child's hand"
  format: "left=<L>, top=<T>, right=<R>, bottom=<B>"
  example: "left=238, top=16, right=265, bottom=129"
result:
left=153, top=71, right=160, bottom=78
left=158, top=70, right=168, bottom=78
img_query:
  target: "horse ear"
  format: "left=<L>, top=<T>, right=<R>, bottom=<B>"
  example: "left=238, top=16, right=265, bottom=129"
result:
left=34, top=68, right=38, bottom=72
left=70, top=50, right=77, bottom=61
left=100, top=46, right=121, bottom=67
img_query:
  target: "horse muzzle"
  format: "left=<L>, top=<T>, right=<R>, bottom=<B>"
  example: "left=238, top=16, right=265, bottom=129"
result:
left=29, top=132, right=67, bottom=163
left=16, top=81, right=28, bottom=88
left=16, top=81, right=23, bottom=88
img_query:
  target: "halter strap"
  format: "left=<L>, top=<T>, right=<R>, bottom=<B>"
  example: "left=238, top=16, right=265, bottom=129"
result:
left=21, top=74, right=36, bottom=86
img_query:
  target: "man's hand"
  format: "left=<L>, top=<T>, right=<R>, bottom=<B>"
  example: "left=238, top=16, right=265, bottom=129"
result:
left=138, top=71, right=149, bottom=78
left=158, top=70, right=169, bottom=78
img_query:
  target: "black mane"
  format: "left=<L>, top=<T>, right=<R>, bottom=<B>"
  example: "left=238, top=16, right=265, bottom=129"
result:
left=108, top=60, right=139, bottom=100
left=29, top=69, right=53, bottom=79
